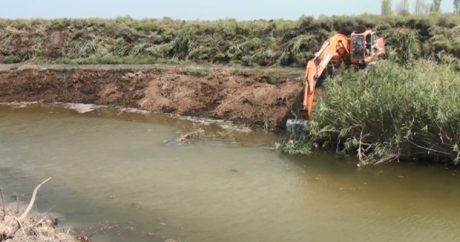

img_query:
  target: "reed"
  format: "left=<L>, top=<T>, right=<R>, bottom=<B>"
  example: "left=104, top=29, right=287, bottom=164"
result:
left=283, top=60, right=460, bottom=166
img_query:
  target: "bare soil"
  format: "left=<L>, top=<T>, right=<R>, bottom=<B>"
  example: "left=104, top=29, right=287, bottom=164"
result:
left=0, top=64, right=304, bottom=129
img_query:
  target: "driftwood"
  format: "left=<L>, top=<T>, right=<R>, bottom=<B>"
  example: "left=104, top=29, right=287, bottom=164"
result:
left=0, top=178, right=51, bottom=240
left=0, top=188, right=5, bottom=221
left=373, top=155, right=399, bottom=166
left=176, top=129, right=205, bottom=144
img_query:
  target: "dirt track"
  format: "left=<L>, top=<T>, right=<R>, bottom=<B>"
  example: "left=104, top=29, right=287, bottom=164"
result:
left=0, top=64, right=304, bottom=128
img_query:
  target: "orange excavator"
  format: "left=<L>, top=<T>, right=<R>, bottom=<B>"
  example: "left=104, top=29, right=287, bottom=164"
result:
left=287, top=28, right=385, bottom=140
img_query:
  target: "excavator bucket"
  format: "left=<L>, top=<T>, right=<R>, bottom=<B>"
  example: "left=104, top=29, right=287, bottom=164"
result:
left=286, top=119, right=310, bottom=141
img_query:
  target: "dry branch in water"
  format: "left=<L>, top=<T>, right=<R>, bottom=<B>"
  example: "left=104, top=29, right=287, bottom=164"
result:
left=0, top=188, right=5, bottom=222
left=0, top=178, right=53, bottom=241
left=18, top=178, right=52, bottom=221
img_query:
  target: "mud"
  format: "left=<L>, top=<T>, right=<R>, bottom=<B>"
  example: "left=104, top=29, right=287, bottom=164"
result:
left=0, top=65, right=303, bottom=128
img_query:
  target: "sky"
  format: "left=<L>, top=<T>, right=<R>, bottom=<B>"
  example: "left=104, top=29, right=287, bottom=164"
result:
left=0, top=0, right=455, bottom=20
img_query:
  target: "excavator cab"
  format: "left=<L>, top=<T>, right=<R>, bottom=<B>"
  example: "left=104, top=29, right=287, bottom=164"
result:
left=350, top=30, right=385, bottom=65
left=351, top=34, right=366, bottom=60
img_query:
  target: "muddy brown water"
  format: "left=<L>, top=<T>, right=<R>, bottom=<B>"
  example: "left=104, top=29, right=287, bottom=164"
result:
left=1, top=104, right=460, bottom=242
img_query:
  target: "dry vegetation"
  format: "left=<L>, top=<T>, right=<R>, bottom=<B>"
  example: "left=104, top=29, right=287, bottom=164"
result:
left=0, top=15, right=459, bottom=68
left=0, top=179, right=83, bottom=242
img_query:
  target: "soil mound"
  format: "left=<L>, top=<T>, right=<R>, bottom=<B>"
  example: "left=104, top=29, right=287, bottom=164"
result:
left=0, top=65, right=303, bottom=128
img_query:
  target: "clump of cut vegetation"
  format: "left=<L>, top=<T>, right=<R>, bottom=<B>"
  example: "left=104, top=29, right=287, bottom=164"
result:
left=281, top=60, right=460, bottom=166
left=0, top=15, right=459, bottom=67
left=0, top=178, right=85, bottom=242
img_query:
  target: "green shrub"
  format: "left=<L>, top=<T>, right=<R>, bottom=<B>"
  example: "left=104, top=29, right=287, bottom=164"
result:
left=284, top=60, right=460, bottom=165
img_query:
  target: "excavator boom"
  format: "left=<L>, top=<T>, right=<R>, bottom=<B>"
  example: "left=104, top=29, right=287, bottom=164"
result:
left=303, top=33, right=350, bottom=119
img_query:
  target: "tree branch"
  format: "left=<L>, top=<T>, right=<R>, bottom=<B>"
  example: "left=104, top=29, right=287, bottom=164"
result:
left=409, top=141, right=453, bottom=157
left=18, top=178, right=52, bottom=221
left=374, top=154, right=399, bottom=166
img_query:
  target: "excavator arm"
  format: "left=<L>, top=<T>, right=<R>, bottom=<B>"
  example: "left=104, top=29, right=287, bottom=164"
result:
left=302, top=33, right=350, bottom=119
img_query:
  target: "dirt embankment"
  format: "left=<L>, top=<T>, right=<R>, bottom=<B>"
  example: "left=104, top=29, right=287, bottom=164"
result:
left=0, top=65, right=303, bottom=128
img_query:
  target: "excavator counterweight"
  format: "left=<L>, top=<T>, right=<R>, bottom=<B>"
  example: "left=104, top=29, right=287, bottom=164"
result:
left=287, top=29, right=385, bottom=140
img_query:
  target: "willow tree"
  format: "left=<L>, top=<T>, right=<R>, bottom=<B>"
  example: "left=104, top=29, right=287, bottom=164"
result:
left=396, top=0, right=411, bottom=15
left=381, top=0, right=394, bottom=16
left=415, top=0, right=430, bottom=14
left=431, top=0, right=442, bottom=14
left=455, top=0, right=460, bottom=14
